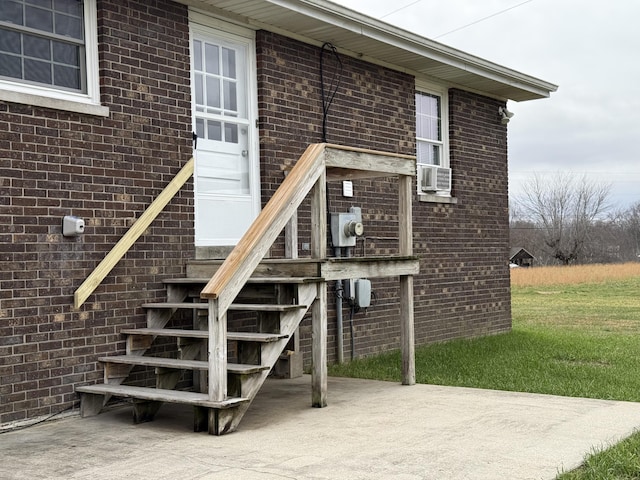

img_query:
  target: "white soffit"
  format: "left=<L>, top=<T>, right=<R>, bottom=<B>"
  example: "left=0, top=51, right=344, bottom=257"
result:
left=180, top=0, right=558, bottom=101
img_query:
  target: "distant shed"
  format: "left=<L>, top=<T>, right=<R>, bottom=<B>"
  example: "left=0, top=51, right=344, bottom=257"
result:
left=510, top=248, right=535, bottom=267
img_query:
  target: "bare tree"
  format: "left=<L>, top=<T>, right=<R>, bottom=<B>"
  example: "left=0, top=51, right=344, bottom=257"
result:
left=514, top=173, right=611, bottom=265
left=620, top=201, right=640, bottom=259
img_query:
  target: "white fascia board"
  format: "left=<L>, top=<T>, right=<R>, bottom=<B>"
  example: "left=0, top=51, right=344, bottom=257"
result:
left=265, top=0, right=558, bottom=99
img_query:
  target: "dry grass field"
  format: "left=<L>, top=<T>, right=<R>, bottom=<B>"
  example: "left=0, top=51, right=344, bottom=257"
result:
left=510, top=262, right=640, bottom=287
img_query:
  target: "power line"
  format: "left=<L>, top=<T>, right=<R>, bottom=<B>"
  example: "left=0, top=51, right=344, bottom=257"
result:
left=380, top=0, right=424, bottom=19
left=434, top=0, right=534, bottom=39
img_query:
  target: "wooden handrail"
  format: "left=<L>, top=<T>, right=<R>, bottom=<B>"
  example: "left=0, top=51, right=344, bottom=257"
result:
left=74, top=157, right=195, bottom=309
left=201, top=143, right=326, bottom=312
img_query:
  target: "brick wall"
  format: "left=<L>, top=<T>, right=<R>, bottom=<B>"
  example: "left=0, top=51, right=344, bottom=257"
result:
left=1, top=13, right=512, bottom=426
left=413, top=89, right=512, bottom=345
left=256, top=32, right=511, bottom=365
left=0, top=0, right=193, bottom=425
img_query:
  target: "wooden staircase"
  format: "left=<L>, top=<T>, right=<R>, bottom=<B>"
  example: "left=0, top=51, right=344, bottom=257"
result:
left=75, top=144, right=419, bottom=435
left=77, top=273, right=320, bottom=434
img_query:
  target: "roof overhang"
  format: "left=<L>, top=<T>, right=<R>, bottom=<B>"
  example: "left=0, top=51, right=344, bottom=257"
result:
left=178, top=0, right=558, bottom=101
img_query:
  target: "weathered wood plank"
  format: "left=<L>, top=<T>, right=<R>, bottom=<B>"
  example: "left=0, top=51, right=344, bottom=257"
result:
left=208, top=299, right=226, bottom=402
left=186, top=260, right=322, bottom=279
left=399, top=175, right=413, bottom=257
left=400, top=275, right=416, bottom=385
left=140, top=302, right=308, bottom=312
left=121, top=328, right=288, bottom=343
left=74, top=157, right=194, bottom=309
left=79, top=392, right=105, bottom=417
left=320, top=257, right=419, bottom=281
left=285, top=207, right=298, bottom=259
left=101, top=355, right=208, bottom=370
left=75, top=384, right=247, bottom=408
left=98, top=354, right=266, bottom=374
left=399, top=174, right=416, bottom=386
left=311, top=281, right=327, bottom=408
left=324, top=144, right=416, bottom=177
left=310, top=170, right=328, bottom=408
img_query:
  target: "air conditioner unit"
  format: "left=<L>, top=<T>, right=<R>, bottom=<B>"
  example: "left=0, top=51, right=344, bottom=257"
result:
left=419, top=165, right=451, bottom=193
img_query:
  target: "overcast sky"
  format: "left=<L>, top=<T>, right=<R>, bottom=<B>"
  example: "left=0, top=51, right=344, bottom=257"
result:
left=334, top=0, right=640, bottom=211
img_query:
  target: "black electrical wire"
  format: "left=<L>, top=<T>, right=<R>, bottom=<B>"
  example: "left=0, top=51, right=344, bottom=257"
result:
left=319, top=42, right=343, bottom=144
left=320, top=42, right=343, bottom=248
left=0, top=403, right=79, bottom=434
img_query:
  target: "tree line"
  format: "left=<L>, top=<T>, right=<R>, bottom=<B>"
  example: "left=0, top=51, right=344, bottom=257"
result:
left=510, top=173, right=640, bottom=266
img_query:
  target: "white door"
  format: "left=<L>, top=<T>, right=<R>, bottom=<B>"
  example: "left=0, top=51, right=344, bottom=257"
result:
left=191, top=27, right=259, bottom=246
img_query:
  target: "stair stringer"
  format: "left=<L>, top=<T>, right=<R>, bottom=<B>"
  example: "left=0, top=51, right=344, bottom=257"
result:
left=84, top=284, right=194, bottom=416
left=217, top=282, right=319, bottom=434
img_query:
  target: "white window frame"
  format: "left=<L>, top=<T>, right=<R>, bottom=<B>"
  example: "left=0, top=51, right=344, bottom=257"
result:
left=0, top=0, right=108, bottom=117
left=416, top=81, right=455, bottom=202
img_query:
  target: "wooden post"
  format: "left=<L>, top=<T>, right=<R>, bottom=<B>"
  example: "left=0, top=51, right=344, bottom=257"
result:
left=312, top=281, right=327, bottom=407
left=208, top=299, right=227, bottom=401
left=311, top=171, right=328, bottom=407
left=285, top=207, right=299, bottom=259
left=399, top=175, right=416, bottom=385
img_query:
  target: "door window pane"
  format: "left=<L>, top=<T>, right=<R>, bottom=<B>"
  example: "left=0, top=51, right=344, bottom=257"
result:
left=194, top=74, right=203, bottom=106
left=206, top=76, right=220, bottom=109
left=195, top=118, right=205, bottom=139
left=222, top=47, right=235, bottom=78
left=207, top=120, right=222, bottom=141
left=224, top=123, right=238, bottom=144
left=193, top=40, right=202, bottom=71
left=223, top=80, right=237, bottom=112
left=205, top=43, right=219, bottom=74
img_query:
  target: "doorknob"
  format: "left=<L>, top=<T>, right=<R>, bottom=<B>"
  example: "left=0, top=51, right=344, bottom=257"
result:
left=242, top=150, right=248, bottom=157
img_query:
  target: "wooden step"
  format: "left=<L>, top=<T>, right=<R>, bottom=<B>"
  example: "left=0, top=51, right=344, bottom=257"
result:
left=99, top=355, right=269, bottom=374
left=120, top=328, right=288, bottom=343
left=141, top=302, right=307, bottom=312
left=76, top=384, right=247, bottom=409
left=186, top=258, right=322, bottom=279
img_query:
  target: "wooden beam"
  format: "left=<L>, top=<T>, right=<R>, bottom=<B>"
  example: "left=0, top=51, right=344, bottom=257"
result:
left=320, top=257, right=419, bottom=281
left=74, top=157, right=194, bottom=309
left=398, top=175, right=416, bottom=386
left=399, top=175, right=413, bottom=256
left=324, top=144, right=415, bottom=177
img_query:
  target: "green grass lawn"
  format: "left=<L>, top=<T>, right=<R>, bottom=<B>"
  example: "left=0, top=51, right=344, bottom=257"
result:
left=328, top=275, right=640, bottom=479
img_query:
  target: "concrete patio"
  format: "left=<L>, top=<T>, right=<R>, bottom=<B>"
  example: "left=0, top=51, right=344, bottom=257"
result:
left=2, top=375, right=640, bottom=479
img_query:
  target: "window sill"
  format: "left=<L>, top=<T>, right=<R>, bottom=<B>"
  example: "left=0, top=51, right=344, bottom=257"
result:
left=0, top=89, right=109, bottom=117
left=418, top=193, right=458, bottom=204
